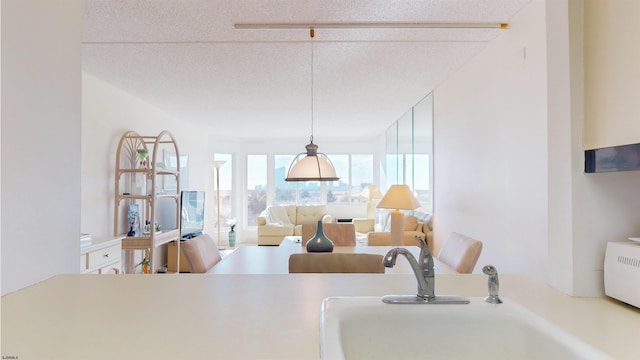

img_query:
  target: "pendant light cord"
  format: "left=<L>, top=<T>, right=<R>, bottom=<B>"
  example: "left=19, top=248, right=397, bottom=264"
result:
left=310, top=27, right=314, bottom=144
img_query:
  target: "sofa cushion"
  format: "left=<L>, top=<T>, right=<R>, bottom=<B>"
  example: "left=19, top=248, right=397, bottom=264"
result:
left=296, top=205, right=327, bottom=225
left=413, top=210, right=433, bottom=230
left=263, top=205, right=295, bottom=225
left=257, top=224, right=295, bottom=236
left=367, top=231, right=425, bottom=246
left=403, top=215, right=419, bottom=231
left=284, top=205, right=297, bottom=224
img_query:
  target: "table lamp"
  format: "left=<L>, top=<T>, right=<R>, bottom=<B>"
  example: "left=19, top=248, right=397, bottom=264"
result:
left=376, top=184, right=420, bottom=246
left=359, top=185, right=383, bottom=219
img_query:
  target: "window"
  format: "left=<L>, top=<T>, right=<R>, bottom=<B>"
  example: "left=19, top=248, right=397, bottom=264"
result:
left=386, top=153, right=401, bottom=185
left=326, top=154, right=374, bottom=204
left=407, top=154, right=430, bottom=205
left=327, top=154, right=349, bottom=203
left=298, top=181, right=322, bottom=204
left=274, top=155, right=297, bottom=204
left=247, top=155, right=267, bottom=226
left=384, top=92, right=433, bottom=210
left=350, top=154, right=374, bottom=202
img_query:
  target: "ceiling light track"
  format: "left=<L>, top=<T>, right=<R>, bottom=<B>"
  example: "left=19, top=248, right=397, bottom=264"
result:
left=234, top=22, right=508, bottom=30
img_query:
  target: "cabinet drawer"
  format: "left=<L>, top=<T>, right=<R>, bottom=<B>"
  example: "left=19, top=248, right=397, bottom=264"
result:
left=87, top=244, right=121, bottom=269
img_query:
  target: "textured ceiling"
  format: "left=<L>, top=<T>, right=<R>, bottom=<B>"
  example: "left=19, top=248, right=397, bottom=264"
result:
left=82, top=0, right=530, bottom=140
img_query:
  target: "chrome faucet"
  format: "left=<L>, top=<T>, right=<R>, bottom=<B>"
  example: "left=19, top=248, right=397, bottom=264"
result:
left=482, top=265, right=503, bottom=304
left=382, top=236, right=469, bottom=304
left=383, top=241, right=434, bottom=300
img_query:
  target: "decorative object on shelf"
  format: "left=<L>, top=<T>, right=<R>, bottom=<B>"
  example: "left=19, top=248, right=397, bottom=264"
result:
left=286, top=28, right=339, bottom=182
left=227, top=218, right=237, bottom=247
left=305, top=220, right=334, bottom=253
left=377, top=184, right=421, bottom=246
left=137, top=250, right=151, bottom=274
left=143, top=220, right=162, bottom=234
left=358, top=185, right=383, bottom=219
left=127, top=203, right=141, bottom=237
left=143, top=220, right=151, bottom=235
left=134, top=149, right=149, bottom=195
left=136, top=148, right=149, bottom=169
left=213, top=160, right=227, bottom=250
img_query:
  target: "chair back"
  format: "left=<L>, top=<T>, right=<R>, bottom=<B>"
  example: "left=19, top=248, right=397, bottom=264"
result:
left=181, top=234, right=222, bottom=273
left=288, top=253, right=385, bottom=273
left=438, top=232, right=483, bottom=274
left=301, top=223, right=356, bottom=246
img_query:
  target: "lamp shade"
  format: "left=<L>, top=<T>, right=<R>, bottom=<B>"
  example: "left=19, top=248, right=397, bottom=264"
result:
left=377, top=184, right=420, bottom=210
left=285, top=142, right=339, bottom=181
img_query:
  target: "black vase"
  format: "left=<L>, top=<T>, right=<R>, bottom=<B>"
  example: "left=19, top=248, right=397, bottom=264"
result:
left=305, top=220, right=334, bottom=252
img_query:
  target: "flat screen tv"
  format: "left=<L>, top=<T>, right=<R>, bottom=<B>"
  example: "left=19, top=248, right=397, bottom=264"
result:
left=180, top=190, right=205, bottom=239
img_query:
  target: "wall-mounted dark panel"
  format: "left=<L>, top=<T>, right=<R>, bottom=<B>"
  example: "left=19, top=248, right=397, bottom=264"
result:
left=585, top=143, right=640, bottom=173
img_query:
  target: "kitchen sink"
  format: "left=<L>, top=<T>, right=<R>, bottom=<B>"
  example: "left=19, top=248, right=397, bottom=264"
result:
left=320, top=296, right=612, bottom=360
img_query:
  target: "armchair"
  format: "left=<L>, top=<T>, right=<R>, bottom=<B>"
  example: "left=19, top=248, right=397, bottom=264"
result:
left=357, top=211, right=433, bottom=251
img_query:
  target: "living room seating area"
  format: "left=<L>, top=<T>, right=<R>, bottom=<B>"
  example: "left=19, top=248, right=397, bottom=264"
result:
left=354, top=209, right=433, bottom=249
left=257, top=205, right=333, bottom=245
left=257, top=204, right=433, bottom=248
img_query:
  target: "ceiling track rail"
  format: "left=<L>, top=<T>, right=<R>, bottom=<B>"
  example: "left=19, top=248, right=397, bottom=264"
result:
left=234, top=22, right=508, bottom=30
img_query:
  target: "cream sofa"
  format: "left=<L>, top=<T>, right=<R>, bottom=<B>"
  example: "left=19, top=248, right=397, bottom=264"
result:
left=353, top=210, right=433, bottom=251
left=257, top=205, right=333, bottom=245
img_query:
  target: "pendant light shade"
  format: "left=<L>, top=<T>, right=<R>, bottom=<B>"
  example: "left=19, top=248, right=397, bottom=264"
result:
left=285, top=28, right=339, bottom=182
left=286, top=139, right=339, bottom=181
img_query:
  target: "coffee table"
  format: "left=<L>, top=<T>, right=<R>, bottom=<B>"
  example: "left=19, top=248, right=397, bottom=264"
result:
left=280, top=235, right=302, bottom=246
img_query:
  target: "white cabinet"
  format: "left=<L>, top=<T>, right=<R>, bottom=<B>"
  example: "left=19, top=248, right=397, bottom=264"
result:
left=80, top=236, right=123, bottom=274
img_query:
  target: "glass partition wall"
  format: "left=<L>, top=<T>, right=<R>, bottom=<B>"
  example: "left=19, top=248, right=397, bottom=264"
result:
left=384, top=93, right=433, bottom=211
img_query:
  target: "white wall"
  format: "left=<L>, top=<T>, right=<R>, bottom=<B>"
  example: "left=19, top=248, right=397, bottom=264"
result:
left=546, top=0, right=576, bottom=294
left=434, top=1, right=549, bottom=279
left=1, top=0, right=82, bottom=295
left=435, top=0, right=640, bottom=296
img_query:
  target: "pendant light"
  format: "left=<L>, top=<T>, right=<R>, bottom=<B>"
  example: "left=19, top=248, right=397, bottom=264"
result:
left=285, top=28, right=339, bottom=182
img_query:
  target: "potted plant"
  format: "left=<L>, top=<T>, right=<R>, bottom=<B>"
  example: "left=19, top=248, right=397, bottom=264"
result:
left=136, top=250, right=151, bottom=274
left=226, top=218, right=237, bottom=247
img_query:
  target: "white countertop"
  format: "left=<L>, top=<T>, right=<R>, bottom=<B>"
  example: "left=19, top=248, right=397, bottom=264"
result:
left=2, top=273, right=640, bottom=359
left=210, top=245, right=456, bottom=274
